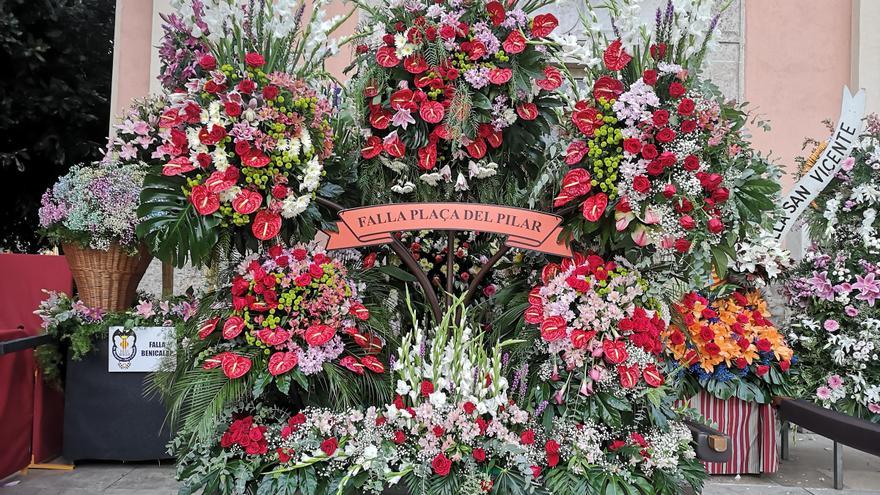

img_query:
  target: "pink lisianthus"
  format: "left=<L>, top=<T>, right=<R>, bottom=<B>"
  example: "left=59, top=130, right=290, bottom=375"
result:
left=823, top=319, right=840, bottom=332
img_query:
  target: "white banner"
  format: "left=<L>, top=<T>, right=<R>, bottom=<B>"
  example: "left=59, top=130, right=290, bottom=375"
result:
left=771, top=87, right=866, bottom=241
left=108, top=326, right=176, bottom=372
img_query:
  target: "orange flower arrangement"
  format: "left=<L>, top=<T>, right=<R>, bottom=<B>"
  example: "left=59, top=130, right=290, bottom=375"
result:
left=665, top=290, right=795, bottom=402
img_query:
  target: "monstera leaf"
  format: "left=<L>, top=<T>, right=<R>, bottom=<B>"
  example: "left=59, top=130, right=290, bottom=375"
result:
left=137, top=173, right=221, bottom=268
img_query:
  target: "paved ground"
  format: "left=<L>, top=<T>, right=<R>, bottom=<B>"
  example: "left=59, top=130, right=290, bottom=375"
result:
left=1, top=431, right=877, bottom=495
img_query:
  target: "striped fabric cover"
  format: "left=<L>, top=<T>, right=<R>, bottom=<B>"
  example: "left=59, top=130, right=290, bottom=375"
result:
left=681, top=391, right=779, bottom=474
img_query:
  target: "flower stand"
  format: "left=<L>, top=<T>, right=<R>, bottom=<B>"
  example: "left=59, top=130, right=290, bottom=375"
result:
left=684, top=390, right=779, bottom=474
left=62, top=341, right=170, bottom=461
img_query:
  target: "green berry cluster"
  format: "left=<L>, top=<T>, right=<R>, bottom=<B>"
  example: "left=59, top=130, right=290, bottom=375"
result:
left=585, top=100, right=624, bottom=199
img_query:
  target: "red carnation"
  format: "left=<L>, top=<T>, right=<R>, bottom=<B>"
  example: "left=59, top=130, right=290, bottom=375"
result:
left=623, top=138, right=641, bottom=155
left=420, top=379, right=435, bottom=397
left=707, top=217, right=724, bottom=234
left=520, top=429, right=536, bottom=445
left=472, top=448, right=487, bottom=463
left=668, top=82, right=686, bottom=98
left=198, top=54, right=216, bottom=70
left=756, top=365, right=770, bottom=376
left=674, top=238, right=692, bottom=253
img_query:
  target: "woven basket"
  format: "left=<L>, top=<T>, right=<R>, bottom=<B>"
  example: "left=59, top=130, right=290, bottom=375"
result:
left=62, top=242, right=153, bottom=312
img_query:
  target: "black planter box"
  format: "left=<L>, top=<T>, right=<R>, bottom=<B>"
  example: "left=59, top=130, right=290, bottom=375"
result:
left=62, top=342, right=172, bottom=461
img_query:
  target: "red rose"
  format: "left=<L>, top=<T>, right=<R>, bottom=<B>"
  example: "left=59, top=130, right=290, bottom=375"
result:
left=683, top=154, right=700, bottom=171
left=679, top=215, right=696, bottom=230
left=530, top=466, right=542, bottom=479
left=623, top=138, right=641, bottom=155
left=652, top=109, right=669, bottom=127
left=463, top=402, right=476, bottom=414
left=711, top=187, right=730, bottom=203
left=203, top=80, right=221, bottom=94
left=198, top=54, right=216, bottom=70
left=420, top=379, right=435, bottom=397
left=632, top=175, right=651, bottom=194
left=707, top=217, right=724, bottom=233
left=238, top=79, right=256, bottom=94
left=756, top=365, right=770, bottom=376
left=320, top=437, right=338, bottom=456
left=650, top=43, right=667, bottom=60
left=680, top=119, right=697, bottom=133
left=677, top=98, right=696, bottom=115
left=520, top=429, right=536, bottom=445
left=271, top=184, right=288, bottom=199
left=643, top=69, right=658, bottom=85
left=780, top=360, right=791, bottom=372
left=656, top=128, right=676, bottom=143
left=262, top=85, right=280, bottom=100
left=432, top=453, right=452, bottom=476
left=755, top=338, right=772, bottom=352
left=245, top=52, right=266, bottom=67
left=674, top=238, right=691, bottom=253
left=641, top=143, right=658, bottom=160
left=393, top=430, right=406, bottom=444
left=668, top=82, right=686, bottom=98
left=224, top=101, right=242, bottom=117
left=662, top=183, right=677, bottom=199
left=472, top=448, right=487, bottom=463
left=545, top=439, right=560, bottom=467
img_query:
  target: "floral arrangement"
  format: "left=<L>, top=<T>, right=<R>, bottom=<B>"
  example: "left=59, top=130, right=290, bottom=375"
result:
left=350, top=0, right=564, bottom=204
left=665, top=290, right=795, bottom=403
left=173, top=297, right=702, bottom=494
left=783, top=117, right=880, bottom=422
left=519, top=254, right=706, bottom=492
left=38, top=161, right=146, bottom=252
left=138, top=0, right=350, bottom=267
left=103, top=95, right=169, bottom=168
left=553, top=0, right=780, bottom=284
left=33, top=291, right=197, bottom=386
left=194, top=243, right=384, bottom=389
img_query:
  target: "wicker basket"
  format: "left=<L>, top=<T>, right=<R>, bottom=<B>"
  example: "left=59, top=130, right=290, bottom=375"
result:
left=62, top=242, right=153, bottom=312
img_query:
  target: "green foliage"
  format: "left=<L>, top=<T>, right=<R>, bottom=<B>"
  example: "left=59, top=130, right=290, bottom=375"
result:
left=0, top=0, right=115, bottom=252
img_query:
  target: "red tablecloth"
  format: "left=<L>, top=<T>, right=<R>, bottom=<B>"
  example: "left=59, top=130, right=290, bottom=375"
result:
left=0, top=253, right=72, bottom=473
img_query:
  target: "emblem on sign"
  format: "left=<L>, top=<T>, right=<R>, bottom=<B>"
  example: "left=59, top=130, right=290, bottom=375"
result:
left=111, top=328, right=137, bottom=369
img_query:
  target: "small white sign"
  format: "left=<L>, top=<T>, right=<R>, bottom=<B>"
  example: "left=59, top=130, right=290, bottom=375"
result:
left=108, top=326, right=176, bottom=372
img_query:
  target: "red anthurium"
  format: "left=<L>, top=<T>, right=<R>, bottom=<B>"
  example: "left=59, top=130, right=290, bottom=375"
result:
left=162, top=156, right=196, bottom=176
left=349, top=302, right=370, bottom=321
left=304, top=324, right=337, bottom=346
left=524, top=305, right=544, bottom=324
left=466, top=40, right=487, bottom=60
left=376, top=46, right=400, bottom=67
left=541, top=263, right=560, bottom=284
left=190, top=185, right=220, bottom=215
left=202, top=352, right=228, bottom=370
left=243, top=151, right=270, bottom=168
left=361, top=135, right=383, bottom=159
left=487, top=1, right=506, bottom=26
left=516, top=102, right=538, bottom=120
left=602, top=339, right=628, bottom=364
left=221, top=353, right=252, bottom=380
left=403, top=54, right=429, bottom=74
left=361, top=355, right=385, bottom=374
left=531, top=13, right=558, bottom=38
left=561, top=168, right=592, bottom=197
left=465, top=138, right=487, bottom=159
left=581, top=193, right=608, bottom=222
left=268, top=351, right=298, bottom=376
left=369, top=107, right=393, bottom=129
left=642, top=364, right=665, bottom=387
left=603, top=39, right=633, bottom=71
left=340, top=356, right=365, bottom=375
left=483, top=126, right=502, bottom=148
left=232, top=190, right=263, bottom=215
left=390, top=89, right=415, bottom=111
left=354, top=333, right=383, bottom=354
left=417, top=145, right=438, bottom=170
left=503, top=30, right=526, bottom=54
left=565, top=141, right=589, bottom=165
left=537, top=66, right=563, bottom=91
left=419, top=100, right=445, bottom=124
left=540, top=316, right=567, bottom=342
left=383, top=133, right=406, bottom=158
left=205, top=170, right=236, bottom=193
left=198, top=317, right=220, bottom=339
left=572, top=102, right=603, bottom=137
left=363, top=80, right=380, bottom=98
left=159, top=108, right=183, bottom=128
left=222, top=316, right=245, bottom=340
left=570, top=329, right=596, bottom=349
left=488, top=68, right=512, bottom=85
left=251, top=210, right=281, bottom=240
left=553, top=190, right=573, bottom=208
left=198, top=124, right=227, bottom=146
left=593, top=76, right=625, bottom=101
left=257, top=328, right=291, bottom=346
left=618, top=365, right=639, bottom=389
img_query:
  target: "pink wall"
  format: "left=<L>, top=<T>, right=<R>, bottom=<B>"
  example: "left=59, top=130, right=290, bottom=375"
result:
left=744, top=0, right=853, bottom=190
left=110, top=0, right=155, bottom=119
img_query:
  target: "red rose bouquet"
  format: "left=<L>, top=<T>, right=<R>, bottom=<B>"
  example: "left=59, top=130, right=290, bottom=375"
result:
left=350, top=0, right=563, bottom=203
left=554, top=1, right=780, bottom=284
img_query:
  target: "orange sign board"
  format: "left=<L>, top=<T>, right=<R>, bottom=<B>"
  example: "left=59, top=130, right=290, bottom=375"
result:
left=323, top=203, right=572, bottom=257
